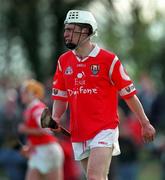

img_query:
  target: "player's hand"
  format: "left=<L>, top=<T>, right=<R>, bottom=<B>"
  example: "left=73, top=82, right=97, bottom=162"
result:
left=50, top=121, right=71, bottom=137
left=20, top=145, right=32, bottom=158
left=18, top=123, right=27, bottom=133
left=49, top=116, right=61, bottom=132
left=50, top=125, right=62, bottom=133
left=41, top=107, right=71, bottom=136
left=141, top=122, right=156, bottom=143
left=49, top=117, right=63, bottom=133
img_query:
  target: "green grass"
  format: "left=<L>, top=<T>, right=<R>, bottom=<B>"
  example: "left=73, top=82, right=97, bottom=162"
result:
left=138, top=159, right=161, bottom=180
left=137, top=148, right=162, bottom=180
left=0, top=169, right=8, bottom=180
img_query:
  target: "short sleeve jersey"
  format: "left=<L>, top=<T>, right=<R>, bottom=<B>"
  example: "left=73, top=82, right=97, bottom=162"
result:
left=52, top=45, right=136, bottom=142
left=24, top=99, right=57, bottom=145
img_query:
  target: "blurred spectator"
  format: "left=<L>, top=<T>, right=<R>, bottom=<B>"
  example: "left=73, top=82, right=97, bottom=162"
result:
left=120, top=112, right=143, bottom=146
left=117, top=136, right=139, bottom=180
left=0, top=136, right=27, bottom=180
left=108, top=157, right=118, bottom=180
left=151, top=88, right=165, bottom=180
left=18, top=79, right=64, bottom=180
left=0, top=87, right=27, bottom=180
left=116, top=108, right=142, bottom=180
left=138, top=73, right=157, bottom=117
left=0, top=88, right=22, bottom=145
left=0, top=77, right=11, bottom=110
left=150, top=88, right=165, bottom=132
left=152, top=134, right=165, bottom=180
left=59, top=135, right=83, bottom=180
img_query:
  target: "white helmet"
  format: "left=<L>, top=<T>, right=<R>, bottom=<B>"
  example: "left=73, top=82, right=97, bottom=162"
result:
left=64, top=10, right=97, bottom=35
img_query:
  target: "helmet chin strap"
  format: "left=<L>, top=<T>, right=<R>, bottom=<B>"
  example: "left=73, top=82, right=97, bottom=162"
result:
left=74, top=32, right=95, bottom=50
left=65, top=28, right=96, bottom=50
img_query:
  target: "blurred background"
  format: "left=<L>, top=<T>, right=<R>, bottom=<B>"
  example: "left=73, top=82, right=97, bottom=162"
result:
left=0, top=0, right=165, bottom=179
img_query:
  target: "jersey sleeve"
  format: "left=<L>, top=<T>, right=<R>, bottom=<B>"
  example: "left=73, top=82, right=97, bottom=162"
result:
left=32, top=107, right=45, bottom=127
left=109, top=56, right=137, bottom=99
left=52, top=60, right=68, bottom=101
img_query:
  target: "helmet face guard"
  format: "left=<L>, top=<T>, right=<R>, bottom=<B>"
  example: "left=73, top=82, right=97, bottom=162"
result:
left=64, top=10, right=97, bottom=36
left=64, top=10, right=97, bottom=50
left=64, top=23, right=93, bottom=50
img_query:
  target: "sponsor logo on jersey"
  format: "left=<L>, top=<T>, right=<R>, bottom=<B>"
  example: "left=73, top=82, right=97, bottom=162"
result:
left=75, top=79, right=85, bottom=85
left=67, top=86, right=98, bottom=96
left=75, top=72, right=86, bottom=85
left=98, top=141, right=108, bottom=145
left=65, top=66, right=73, bottom=75
left=125, top=84, right=135, bottom=92
left=91, top=64, right=100, bottom=75
left=77, top=72, right=85, bottom=79
left=77, top=64, right=86, bottom=67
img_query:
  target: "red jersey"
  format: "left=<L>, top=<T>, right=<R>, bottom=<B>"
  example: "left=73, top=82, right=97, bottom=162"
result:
left=52, top=45, right=136, bottom=142
left=23, top=99, right=57, bottom=145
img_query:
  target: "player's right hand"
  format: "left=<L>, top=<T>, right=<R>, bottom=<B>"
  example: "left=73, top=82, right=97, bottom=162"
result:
left=141, top=122, right=156, bottom=143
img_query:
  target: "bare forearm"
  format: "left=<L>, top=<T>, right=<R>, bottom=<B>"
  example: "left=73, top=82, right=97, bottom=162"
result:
left=18, top=124, right=45, bottom=135
left=124, top=95, right=156, bottom=143
left=25, top=128, right=45, bottom=135
left=52, top=100, right=68, bottom=123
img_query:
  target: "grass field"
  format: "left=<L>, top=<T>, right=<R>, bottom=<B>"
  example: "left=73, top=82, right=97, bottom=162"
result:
left=138, top=159, right=161, bottom=180
left=137, top=147, right=162, bottom=180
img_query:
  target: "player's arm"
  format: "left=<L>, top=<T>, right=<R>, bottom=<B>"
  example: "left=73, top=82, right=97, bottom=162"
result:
left=124, top=94, right=156, bottom=143
left=109, top=56, right=156, bottom=142
left=51, top=58, right=68, bottom=129
left=18, top=123, right=45, bottom=135
left=18, top=108, right=47, bottom=135
left=52, top=99, right=68, bottom=123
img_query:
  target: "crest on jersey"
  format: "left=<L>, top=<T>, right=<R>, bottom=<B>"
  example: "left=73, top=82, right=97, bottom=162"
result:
left=65, top=66, right=73, bottom=75
left=52, top=88, right=58, bottom=95
left=91, top=64, right=100, bottom=75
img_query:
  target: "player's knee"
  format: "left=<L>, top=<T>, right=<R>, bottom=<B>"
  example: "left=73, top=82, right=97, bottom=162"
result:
left=87, top=171, right=106, bottom=180
left=87, top=174, right=99, bottom=180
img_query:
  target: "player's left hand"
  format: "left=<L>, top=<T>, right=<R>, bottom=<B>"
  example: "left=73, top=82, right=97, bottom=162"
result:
left=141, top=122, right=156, bottom=143
left=20, top=145, right=34, bottom=159
left=18, top=123, right=28, bottom=133
left=50, top=124, right=62, bottom=133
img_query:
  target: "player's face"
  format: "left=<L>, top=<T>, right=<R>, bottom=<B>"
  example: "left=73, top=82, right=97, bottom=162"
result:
left=64, top=24, right=88, bottom=49
left=20, top=89, right=31, bottom=105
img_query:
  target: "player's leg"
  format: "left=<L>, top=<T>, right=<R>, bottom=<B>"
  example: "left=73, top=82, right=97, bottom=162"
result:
left=44, top=143, right=64, bottom=180
left=25, top=168, right=43, bottom=180
left=80, top=157, right=88, bottom=175
left=72, top=141, right=90, bottom=176
left=86, top=128, right=120, bottom=179
left=73, top=128, right=120, bottom=179
left=28, top=143, right=64, bottom=180
left=87, top=147, right=113, bottom=180
left=45, top=168, right=63, bottom=180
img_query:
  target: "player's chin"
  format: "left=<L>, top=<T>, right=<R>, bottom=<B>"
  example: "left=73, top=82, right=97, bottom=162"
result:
left=65, top=39, right=71, bottom=44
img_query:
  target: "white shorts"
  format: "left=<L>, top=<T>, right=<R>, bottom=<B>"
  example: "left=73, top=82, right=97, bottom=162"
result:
left=72, top=128, right=121, bottom=161
left=28, top=143, right=64, bottom=174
